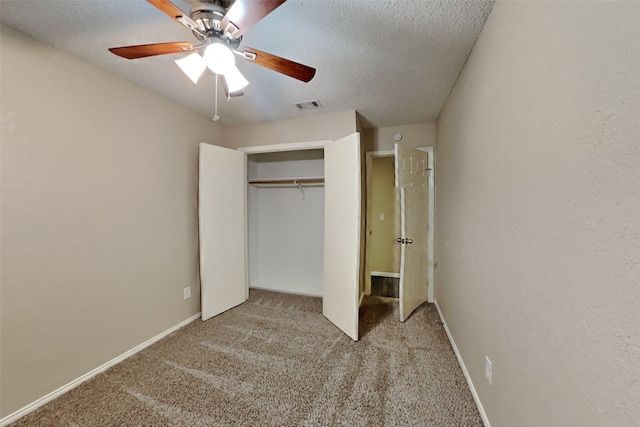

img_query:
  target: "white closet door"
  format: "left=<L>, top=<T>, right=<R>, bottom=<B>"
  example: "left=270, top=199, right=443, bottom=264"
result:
left=323, top=133, right=361, bottom=341
left=199, top=143, right=247, bottom=321
left=395, top=142, right=429, bottom=322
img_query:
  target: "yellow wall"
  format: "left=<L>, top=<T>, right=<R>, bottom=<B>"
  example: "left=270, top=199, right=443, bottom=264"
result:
left=369, top=157, right=399, bottom=273
left=0, top=25, right=224, bottom=417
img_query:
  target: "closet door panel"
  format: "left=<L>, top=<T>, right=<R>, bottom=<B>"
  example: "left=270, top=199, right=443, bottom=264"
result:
left=323, top=133, right=361, bottom=341
left=199, top=143, right=247, bottom=321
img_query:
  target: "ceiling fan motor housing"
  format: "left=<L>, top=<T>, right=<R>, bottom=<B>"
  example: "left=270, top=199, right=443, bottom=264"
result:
left=190, top=3, right=241, bottom=48
left=107, top=0, right=316, bottom=84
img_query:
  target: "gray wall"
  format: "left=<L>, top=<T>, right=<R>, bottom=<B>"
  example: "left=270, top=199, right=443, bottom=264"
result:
left=0, top=25, right=224, bottom=417
left=226, top=111, right=357, bottom=148
left=436, top=2, right=639, bottom=426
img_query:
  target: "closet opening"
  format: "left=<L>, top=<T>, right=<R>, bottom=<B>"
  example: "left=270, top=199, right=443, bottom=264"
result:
left=367, top=154, right=400, bottom=298
left=247, top=149, right=325, bottom=297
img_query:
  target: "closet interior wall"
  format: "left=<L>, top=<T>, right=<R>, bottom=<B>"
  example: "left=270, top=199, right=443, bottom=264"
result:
left=247, top=150, right=325, bottom=296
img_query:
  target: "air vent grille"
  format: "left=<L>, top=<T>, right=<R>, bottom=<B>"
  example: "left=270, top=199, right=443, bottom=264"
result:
left=295, top=100, right=323, bottom=110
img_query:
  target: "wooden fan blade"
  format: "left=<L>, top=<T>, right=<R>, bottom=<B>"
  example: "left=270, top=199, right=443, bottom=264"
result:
left=109, top=42, right=195, bottom=59
left=146, top=0, right=202, bottom=32
left=243, top=47, right=316, bottom=83
left=221, top=0, right=286, bottom=38
left=221, top=76, right=245, bottom=98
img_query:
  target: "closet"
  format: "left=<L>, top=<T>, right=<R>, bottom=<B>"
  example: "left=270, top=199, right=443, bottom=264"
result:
left=198, top=135, right=361, bottom=340
left=246, top=150, right=325, bottom=297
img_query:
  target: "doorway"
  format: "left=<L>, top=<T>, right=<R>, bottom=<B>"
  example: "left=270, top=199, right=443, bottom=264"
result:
left=199, top=136, right=361, bottom=340
left=364, top=146, right=435, bottom=319
left=368, top=155, right=400, bottom=298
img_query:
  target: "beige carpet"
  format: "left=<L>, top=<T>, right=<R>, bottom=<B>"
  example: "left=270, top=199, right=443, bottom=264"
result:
left=11, top=290, right=483, bottom=426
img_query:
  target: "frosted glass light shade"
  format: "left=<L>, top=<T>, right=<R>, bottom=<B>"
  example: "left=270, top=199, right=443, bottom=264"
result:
left=204, top=43, right=235, bottom=75
left=225, top=66, right=249, bottom=92
left=175, top=53, right=206, bottom=84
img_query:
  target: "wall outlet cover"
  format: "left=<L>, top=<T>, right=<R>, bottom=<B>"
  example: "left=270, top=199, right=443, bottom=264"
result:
left=183, top=287, right=191, bottom=300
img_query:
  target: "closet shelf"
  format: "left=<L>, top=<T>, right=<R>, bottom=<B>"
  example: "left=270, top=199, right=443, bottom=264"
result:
left=248, top=178, right=324, bottom=186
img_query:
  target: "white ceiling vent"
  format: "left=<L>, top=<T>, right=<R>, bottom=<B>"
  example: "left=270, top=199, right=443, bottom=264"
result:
left=295, top=100, right=323, bottom=110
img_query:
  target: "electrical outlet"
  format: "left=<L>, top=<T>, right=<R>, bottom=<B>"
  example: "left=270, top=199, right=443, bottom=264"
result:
left=183, top=287, right=191, bottom=300
left=485, top=356, right=492, bottom=385
left=379, top=213, right=385, bottom=221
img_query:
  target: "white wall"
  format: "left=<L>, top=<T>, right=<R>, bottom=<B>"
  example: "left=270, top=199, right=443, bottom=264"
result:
left=247, top=151, right=325, bottom=296
left=0, top=25, right=224, bottom=418
left=436, top=2, right=640, bottom=426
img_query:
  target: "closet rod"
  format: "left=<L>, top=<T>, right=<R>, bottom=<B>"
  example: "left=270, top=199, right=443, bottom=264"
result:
left=248, top=178, right=324, bottom=185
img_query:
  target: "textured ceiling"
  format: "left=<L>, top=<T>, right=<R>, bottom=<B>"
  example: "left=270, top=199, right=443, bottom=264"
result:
left=0, top=0, right=494, bottom=127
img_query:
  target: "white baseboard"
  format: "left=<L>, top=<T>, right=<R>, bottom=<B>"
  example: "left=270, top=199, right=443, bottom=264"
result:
left=370, top=271, right=400, bottom=278
left=0, top=313, right=201, bottom=427
left=434, top=300, right=491, bottom=427
left=250, top=283, right=322, bottom=297
left=359, top=292, right=365, bottom=307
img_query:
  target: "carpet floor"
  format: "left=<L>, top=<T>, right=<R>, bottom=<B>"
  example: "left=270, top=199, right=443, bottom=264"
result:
left=11, top=290, right=483, bottom=426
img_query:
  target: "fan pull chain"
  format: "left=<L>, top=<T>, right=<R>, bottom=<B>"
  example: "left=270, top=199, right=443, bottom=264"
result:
left=212, top=74, right=220, bottom=122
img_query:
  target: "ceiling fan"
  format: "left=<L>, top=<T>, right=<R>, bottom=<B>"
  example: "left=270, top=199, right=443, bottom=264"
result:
left=109, top=0, right=316, bottom=97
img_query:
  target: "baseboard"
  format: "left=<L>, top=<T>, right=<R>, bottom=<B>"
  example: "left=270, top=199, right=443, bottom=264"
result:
left=0, top=312, right=201, bottom=427
left=434, top=300, right=491, bottom=427
left=250, top=283, right=322, bottom=297
left=370, top=271, right=400, bottom=278
left=359, top=292, right=365, bottom=307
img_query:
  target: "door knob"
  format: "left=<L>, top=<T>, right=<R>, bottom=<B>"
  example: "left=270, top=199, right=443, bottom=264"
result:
left=397, top=237, right=414, bottom=244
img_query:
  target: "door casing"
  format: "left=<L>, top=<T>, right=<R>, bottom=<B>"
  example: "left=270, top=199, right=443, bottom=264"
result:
left=239, top=138, right=360, bottom=341
left=364, top=147, right=435, bottom=303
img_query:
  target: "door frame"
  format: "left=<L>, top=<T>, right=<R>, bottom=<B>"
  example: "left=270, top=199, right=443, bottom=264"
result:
left=238, top=140, right=329, bottom=154
left=239, top=137, right=361, bottom=341
left=365, top=146, right=435, bottom=302
left=364, top=149, right=394, bottom=297
left=238, top=140, right=329, bottom=297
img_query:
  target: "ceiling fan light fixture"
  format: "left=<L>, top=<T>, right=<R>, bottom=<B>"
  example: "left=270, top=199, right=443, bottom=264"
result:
left=175, top=52, right=206, bottom=84
left=204, top=42, right=236, bottom=75
left=224, top=66, right=249, bottom=93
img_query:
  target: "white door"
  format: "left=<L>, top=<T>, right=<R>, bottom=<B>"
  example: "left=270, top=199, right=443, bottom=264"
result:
left=323, top=133, right=361, bottom=341
left=395, top=143, right=429, bottom=322
left=199, top=143, right=247, bottom=321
